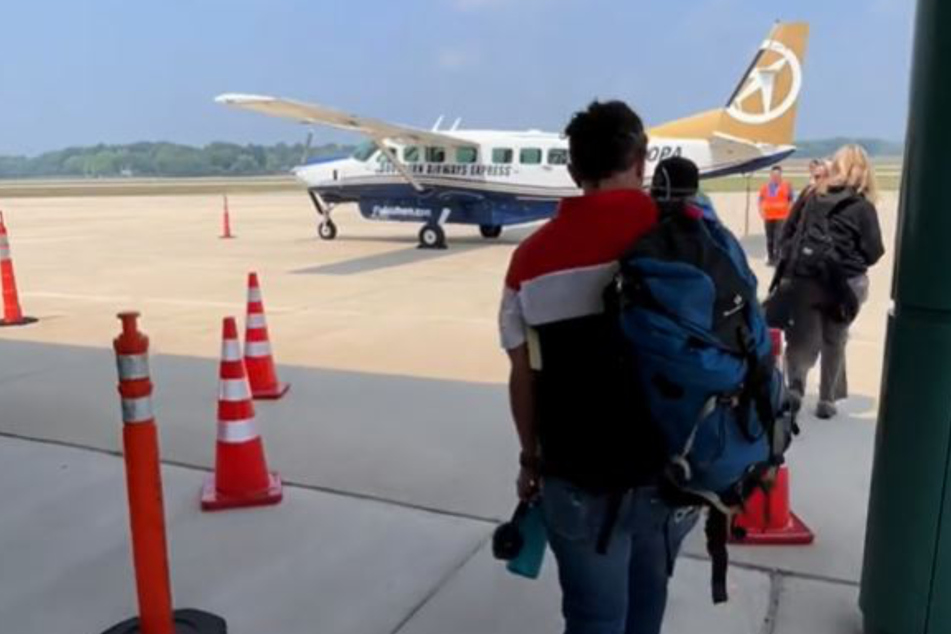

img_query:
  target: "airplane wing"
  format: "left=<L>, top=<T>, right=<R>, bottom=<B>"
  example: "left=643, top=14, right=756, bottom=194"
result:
left=215, top=93, right=476, bottom=148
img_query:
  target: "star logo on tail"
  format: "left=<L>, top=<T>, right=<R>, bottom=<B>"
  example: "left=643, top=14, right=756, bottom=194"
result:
left=727, top=40, right=803, bottom=126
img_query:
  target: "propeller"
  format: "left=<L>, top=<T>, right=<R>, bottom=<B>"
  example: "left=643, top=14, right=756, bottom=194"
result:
left=300, top=128, right=315, bottom=164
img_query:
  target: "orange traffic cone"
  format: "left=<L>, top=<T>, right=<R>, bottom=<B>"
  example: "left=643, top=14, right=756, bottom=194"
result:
left=244, top=272, right=289, bottom=399
left=0, top=211, right=36, bottom=327
left=730, top=328, right=815, bottom=545
left=220, top=195, right=234, bottom=239
left=731, top=466, right=814, bottom=545
left=201, top=317, right=282, bottom=511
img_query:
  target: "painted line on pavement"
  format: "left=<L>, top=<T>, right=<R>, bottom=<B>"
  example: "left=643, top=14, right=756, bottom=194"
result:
left=22, top=290, right=495, bottom=325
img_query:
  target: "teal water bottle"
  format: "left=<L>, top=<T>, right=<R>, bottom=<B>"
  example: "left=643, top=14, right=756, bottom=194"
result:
left=506, top=501, right=548, bottom=579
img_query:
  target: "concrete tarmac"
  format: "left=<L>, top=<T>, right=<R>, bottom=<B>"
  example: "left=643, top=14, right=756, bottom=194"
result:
left=0, top=189, right=899, bottom=632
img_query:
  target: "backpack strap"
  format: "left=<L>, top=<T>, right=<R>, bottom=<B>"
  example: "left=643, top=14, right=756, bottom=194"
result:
left=706, top=510, right=730, bottom=604
left=707, top=513, right=730, bottom=604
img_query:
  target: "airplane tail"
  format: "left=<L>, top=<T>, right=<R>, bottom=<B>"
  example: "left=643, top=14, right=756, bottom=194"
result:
left=650, top=22, right=809, bottom=147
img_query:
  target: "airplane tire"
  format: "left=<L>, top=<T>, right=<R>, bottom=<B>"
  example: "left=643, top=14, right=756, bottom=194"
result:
left=479, top=224, right=503, bottom=239
left=318, top=220, right=338, bottom=240
left=419, top=224, right=447, bottom=249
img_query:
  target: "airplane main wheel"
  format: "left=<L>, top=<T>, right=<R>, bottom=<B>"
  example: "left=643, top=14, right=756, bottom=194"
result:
left=479, top=224, right=503, bottom=239
left=419, top=224, right=447, bottom=249
left=318, top=220, right=338, bottom=240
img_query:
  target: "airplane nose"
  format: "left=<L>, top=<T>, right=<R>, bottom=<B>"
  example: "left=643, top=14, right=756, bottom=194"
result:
left=290, top=165, right=309, bottom=182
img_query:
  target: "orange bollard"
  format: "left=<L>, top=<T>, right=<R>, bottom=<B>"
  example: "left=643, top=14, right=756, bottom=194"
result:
left=730, top=328, right=815, bottom=546
left=220, top=195, right=234, bottom=239
left=103, top=312, right=226, bottom=634
left=243, top=273, right=289, bottom=400
left=0, top=211, right=37, bottom=327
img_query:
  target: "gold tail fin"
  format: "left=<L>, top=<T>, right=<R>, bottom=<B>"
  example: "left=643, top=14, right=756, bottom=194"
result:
left=650, top=22, right=810, bottom=146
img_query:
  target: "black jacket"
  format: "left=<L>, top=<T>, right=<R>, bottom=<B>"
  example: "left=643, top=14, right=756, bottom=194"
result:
left=780, top=186, right=885, bottom=278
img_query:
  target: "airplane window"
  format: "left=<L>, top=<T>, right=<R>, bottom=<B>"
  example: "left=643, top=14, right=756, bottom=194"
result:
left=426, top=147, right=446, bottom=163
left=456, top=147, right=478, bottom=164
left=404, top=146, right=420, bottom=163
left=548, top=149, right=568, bottom=165
left=520, top=148, right=543, bottom=165
left=492, top=148, right=513, bottom=164
left=352, top=140, right=377, bottom=162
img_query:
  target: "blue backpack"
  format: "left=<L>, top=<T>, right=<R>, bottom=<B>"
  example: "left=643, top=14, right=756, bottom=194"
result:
left=605, top=201, right=795, bottom=602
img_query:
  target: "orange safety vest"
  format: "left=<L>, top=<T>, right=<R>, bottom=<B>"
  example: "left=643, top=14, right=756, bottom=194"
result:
left=759, top=181, right=793, bottom=220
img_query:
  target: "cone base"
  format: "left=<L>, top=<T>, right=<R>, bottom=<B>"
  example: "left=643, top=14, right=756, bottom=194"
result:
left=251, top=382, right=290, bottom=400
left=200, top=472, right=283, bottom=511
left=219, top=235, right=235, bottom=240
left=0, top=316, right=37, bottom=327
left=100, top=609, right=227, bottom=633
left=730, top=512, right=816, bottom=546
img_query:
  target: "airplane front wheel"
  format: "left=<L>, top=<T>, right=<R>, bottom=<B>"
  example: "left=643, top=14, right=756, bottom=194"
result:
left=479, top=225, right=503, bottom=239
left=418, top=224, right=447, bottom=249
left=318, top=220, right=338, bottom=240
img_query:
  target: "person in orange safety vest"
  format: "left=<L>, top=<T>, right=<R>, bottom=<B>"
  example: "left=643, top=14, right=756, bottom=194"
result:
left=759, top=165, right=794, bottom=266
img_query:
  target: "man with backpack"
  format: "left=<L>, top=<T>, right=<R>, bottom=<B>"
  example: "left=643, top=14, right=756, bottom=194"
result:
left=500, top=102, right=792, bottom=634
left=499, top=101, right=699, bottom=634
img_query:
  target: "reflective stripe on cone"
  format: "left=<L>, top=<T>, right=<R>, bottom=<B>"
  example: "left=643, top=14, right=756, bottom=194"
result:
left=218, top=378, right=252, bottom=402
left=245, top=341, right=272, bottom=357
left=217, top=418, right=259, bottom=443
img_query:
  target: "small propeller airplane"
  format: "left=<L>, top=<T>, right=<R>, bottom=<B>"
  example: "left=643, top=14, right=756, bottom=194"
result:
left=217, top=22, right=808, bottom=249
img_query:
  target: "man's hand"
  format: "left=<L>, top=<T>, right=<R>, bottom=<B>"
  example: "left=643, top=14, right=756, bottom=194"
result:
left=517, top=466, right=541, bottom=502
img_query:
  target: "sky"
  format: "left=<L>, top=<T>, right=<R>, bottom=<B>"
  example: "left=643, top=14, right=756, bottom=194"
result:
left=0, top=0, right=917, bottom=156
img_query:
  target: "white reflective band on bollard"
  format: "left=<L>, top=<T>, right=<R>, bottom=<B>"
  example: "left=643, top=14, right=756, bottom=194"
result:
left=217, top=418, right=259, bottom=443
left=116, top=354, right=150, bottom=381
left=245, top=341, right=272, bottom=357
left=219, top=378, right=251, bottom=401
left=221, top=340, right=242, bottom=362
left=121, top=396, right=154, bottom=423
left=0, top=247, right=9, bottom=260
left=247, top=313, right=267, bottom=329
left=247, top=288, right=263, bottom=303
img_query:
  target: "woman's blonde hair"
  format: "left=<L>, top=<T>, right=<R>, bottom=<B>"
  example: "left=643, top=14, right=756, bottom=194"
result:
left=822, top=144, right=879, bottom=203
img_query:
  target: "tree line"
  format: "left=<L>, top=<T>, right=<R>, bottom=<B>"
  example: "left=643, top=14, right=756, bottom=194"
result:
left=795, top=138, right=903, bottom=159
left=0, top=138, right=901, bottom=179
left=0, top=142, right=354, bottom=179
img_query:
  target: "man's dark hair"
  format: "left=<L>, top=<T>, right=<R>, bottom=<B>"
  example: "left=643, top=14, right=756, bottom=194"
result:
left=771, top=165, right=783, bottom=173
left=564, top=100, right=648, bottom=184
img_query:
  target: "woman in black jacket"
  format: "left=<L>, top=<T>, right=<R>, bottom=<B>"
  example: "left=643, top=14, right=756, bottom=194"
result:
left=776, top=145, right=885, bottom=419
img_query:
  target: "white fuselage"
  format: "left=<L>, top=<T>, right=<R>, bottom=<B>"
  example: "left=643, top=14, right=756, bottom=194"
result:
left=292, top=129, right=755, bottom=201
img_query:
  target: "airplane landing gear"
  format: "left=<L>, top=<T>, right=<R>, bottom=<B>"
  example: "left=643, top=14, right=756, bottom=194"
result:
left=418, top=224, right=447, bottom=249
left=318, top=220, right=338, bottom=240
left=479, top=224, right=502, bottom=239
left=309, top=190, right=337, bottom=241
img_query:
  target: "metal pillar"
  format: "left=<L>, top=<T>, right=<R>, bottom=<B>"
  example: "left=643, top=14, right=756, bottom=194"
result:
left=860, top=1, right=951, bottom=633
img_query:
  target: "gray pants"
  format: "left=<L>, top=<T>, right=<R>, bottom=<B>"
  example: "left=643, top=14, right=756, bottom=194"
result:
left=785, top=275, right=869, bottom=403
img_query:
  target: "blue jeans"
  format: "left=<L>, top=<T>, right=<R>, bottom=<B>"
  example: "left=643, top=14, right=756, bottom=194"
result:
left=542, top=479, right=700, bottom=634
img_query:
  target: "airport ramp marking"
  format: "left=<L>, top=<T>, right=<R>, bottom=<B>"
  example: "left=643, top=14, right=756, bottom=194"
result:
left=21, top=291, right=293, bottom=312
left=20, top=290, right=494, bottom=325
